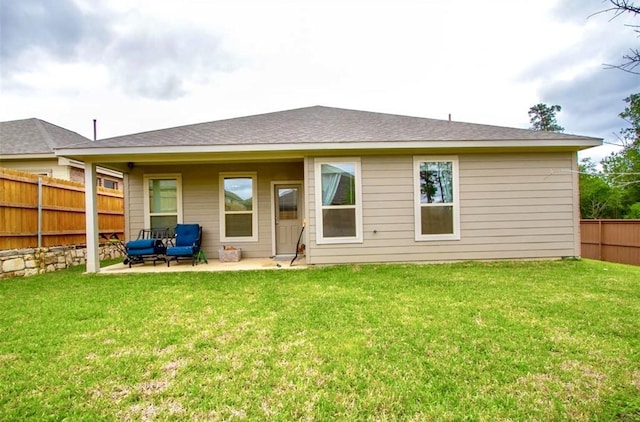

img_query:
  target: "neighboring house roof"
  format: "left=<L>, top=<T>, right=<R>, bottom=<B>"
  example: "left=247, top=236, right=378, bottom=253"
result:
left=0, top=118, right=92, bottom=156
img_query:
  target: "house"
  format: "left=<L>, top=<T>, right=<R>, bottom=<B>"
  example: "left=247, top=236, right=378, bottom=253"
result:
left=0, top=118, right=123, bottom=189
left=54, top=106, right=602, bottom=273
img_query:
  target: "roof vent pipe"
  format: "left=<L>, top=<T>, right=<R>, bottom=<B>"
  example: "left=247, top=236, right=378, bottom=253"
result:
left=448, top=113, right=451, bottom=122
left=93, top=119, right=97, bottom=141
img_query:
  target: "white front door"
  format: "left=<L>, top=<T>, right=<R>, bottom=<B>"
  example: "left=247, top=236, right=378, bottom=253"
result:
left=274, top=184, right=302, bottom=255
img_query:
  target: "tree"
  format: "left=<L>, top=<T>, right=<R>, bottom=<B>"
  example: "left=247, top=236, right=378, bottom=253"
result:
left=627, top=202, right=640, bottom=218
left=618, top=92, right=640, bottom=145
left=599, top=0, right=640, bottom=74
left=578, top=94, right=640, bottom=219
left=601, top=93, right=640, bottom=217
left=528, top=103, right=564, bottom=132
left=579, top=158, right=622, bottom=218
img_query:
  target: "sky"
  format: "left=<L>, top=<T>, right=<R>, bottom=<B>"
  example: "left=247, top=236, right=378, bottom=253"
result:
left=1, top=0, right=638, bottom=164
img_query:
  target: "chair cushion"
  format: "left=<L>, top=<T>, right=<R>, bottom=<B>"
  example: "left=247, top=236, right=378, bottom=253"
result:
left=127, top=239, right=166, bottom=256
left=166, top=246, right=195, bottom=256
left=127, top=247, right=157, bottom=256
left=126, top=239, right=156, bottom=249
left=174, top=224, right=200, bottom=247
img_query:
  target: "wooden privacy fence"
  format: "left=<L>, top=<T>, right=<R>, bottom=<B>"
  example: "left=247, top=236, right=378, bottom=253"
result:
left=0, top=168, right=124, bottom=250
left=581, top=219, right=640, bottom=266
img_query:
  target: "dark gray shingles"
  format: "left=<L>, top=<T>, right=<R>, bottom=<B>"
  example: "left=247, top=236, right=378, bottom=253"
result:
left=0, top=118, right=92, bottom=155
left=80, top=106, right=599, bottom=149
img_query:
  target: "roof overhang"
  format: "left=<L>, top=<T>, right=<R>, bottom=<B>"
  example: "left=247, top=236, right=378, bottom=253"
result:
left=57, top=157, right=123, bottom=177
left=0, top=153, right=56, bottom=160
left=55, top=138, right=603, bottom=170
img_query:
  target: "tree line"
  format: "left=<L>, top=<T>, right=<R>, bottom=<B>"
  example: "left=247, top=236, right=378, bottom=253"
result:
left=578, top=94, right=640, bottom=219
left=528, top=95, right=640, bottom=219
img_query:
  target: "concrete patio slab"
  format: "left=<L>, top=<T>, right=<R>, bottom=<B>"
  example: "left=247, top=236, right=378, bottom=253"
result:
left=99, top=257, right=307, bottom=274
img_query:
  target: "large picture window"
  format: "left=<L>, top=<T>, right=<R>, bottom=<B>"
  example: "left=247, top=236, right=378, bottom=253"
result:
left=220, top=173, right=258, bottom=242
left=315, top=158, right=362, bottom=244
left=414, top=156, right=460, bottom=241
left=144, top=174, right=182, bottom=230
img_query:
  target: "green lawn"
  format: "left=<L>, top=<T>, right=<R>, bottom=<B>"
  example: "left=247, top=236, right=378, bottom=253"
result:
left=1, top=260, right=639, bottom=420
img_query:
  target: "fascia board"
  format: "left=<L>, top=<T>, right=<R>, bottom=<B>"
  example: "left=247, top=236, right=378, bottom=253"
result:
left=55, top=138, right=603, bottom=158
left=0, top=153, right=56, bottom=160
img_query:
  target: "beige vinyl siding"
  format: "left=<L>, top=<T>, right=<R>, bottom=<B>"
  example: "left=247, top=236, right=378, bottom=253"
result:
left=1, top=159, right=69, bottom=179
left=126, top=167, right=147, bottom=242
left=127, top=162, right=304, bottom=258
left=308, top=152, right=578, bottom=264
left=122, top=173, right=131, bottom=243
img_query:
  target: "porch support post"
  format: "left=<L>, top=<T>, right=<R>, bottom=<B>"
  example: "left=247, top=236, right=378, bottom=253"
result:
left=84, top=162, right=100, bottom=273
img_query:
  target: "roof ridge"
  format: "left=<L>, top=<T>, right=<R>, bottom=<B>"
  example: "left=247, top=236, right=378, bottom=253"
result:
left=32, top=118, right=57, bottom=151
left=97, top=105, right=395, bottom=141
left=38, top=119, right=91, bottom=141
left=323, top=106, right=598, bottom=138
left=97, top=106, right=325, bottom=141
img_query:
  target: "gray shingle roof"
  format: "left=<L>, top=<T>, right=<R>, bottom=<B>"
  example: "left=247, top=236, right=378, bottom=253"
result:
left=73, top=106, right=600, bottom=149
left=0, top=118, right=92, bottom=155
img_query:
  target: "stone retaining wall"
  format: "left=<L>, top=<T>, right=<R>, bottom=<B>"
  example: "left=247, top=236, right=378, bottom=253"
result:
left=0, top=244, right=124, bottom=279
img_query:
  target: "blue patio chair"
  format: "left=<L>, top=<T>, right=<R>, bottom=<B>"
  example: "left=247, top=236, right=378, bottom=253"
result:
left=166, top=224, right=202, bottom=266
left=124, top=228, right=170, bottom=267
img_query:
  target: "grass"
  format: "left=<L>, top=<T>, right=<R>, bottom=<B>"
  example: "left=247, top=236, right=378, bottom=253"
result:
left=0, top=260, right=639, bottom=421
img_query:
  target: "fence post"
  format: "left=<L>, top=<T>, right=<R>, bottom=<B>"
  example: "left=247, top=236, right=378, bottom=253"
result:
left=37, top=177, right=43, bottom=248
left=598, top=219, right=603, bottom=261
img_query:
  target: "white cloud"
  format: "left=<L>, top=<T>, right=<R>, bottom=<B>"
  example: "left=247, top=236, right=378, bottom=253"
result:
left=0, top=0, right=637, bottom=165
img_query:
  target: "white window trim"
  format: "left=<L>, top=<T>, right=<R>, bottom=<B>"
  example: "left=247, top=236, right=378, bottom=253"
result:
left=99, top=176, right=120, bottom=190
left=413, top=156, right=461, bottom=241
left=143, top=173, right=183, bottom=229
left=219, top=172, right=258, bottom=242
left=314, top=157, right=363, bottom=244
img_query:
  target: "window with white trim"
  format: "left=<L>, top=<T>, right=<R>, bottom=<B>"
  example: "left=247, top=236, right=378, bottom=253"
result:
left=144, top=174, right=182, bottom=230
left=220, top=173, right=258, bottom=242
left=414, top=156, right=460, bottom=241
left=98, top=177, right=119, bottom=190
left=314, top=158, right=363, bottom=244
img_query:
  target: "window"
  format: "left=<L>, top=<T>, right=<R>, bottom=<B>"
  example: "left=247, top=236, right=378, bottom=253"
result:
left=99, top=177, right=119, bottom=190
left=103, top=179, right=118, bottom=190
left=414, top=156, right=460, bottom=241
left=220, top=173, right=258, bottom=242
left=144, top=174, right=182, bottom=230
left=314, top=158, right=362, bottom=244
